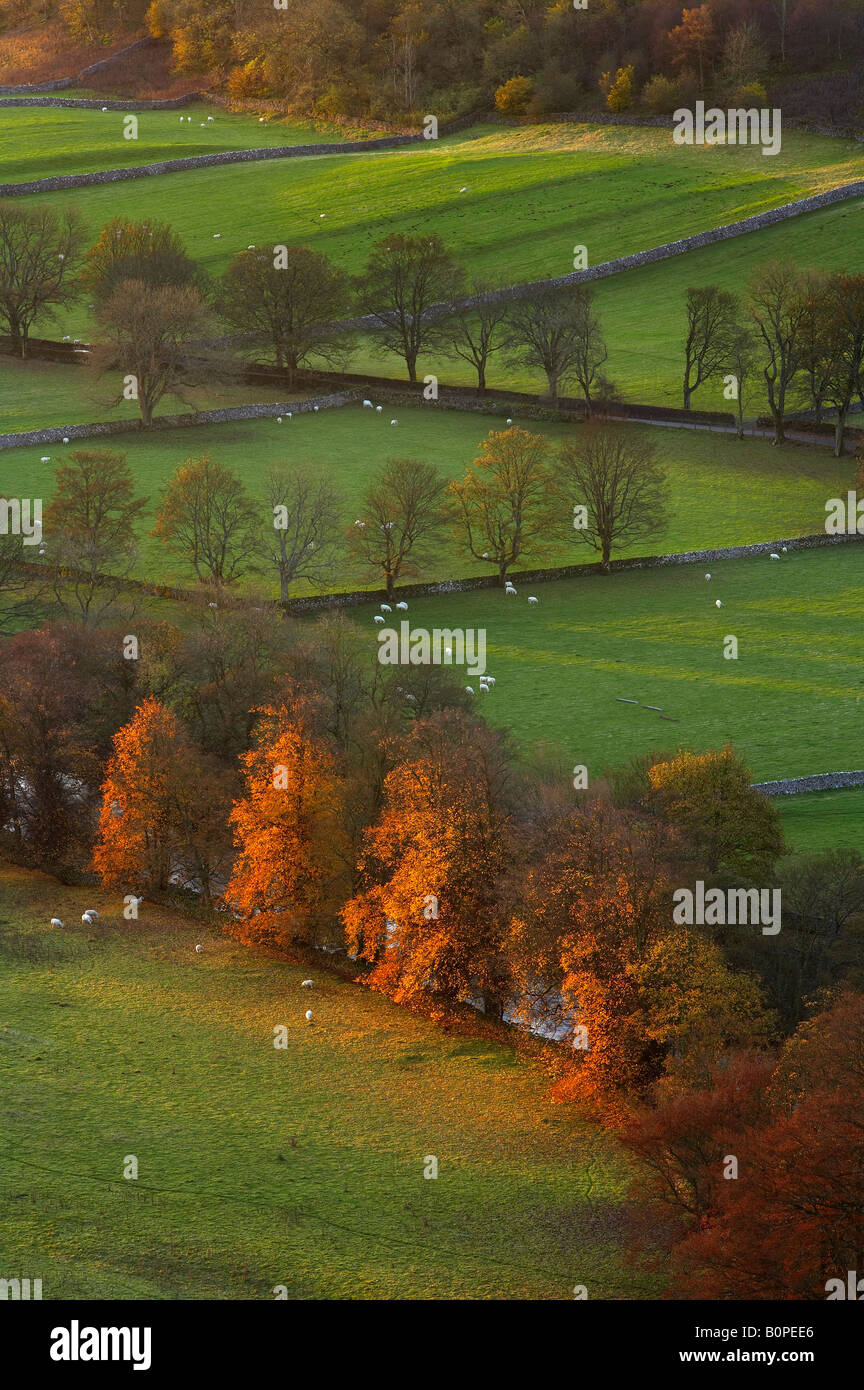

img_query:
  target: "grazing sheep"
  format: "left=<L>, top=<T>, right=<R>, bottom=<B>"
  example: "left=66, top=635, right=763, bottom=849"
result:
left=313, top=404, right=319, bottom=412
left=479, top=684, right=488, bottom=692
left=528, top=596, right=539, bottom=604
left=374, top=615, right=385, bottom=623
left=390, top=419, right=398, bottom=426
left=715, top=599, right=722, bottom=608
left=485, top=677, right=495, bottom=686
left=40, top=456, right=50, bottom=463
left=381, top=603, right=392, bottom=612
left=781, top=546, right=788, bottom=553
left=62, top=437, right=69, bottom=444
left=305, top=1009, right=313, bottom=1021
left=207, top=115, right=215, bottom=122
left=301, top=979, right=314, bottom=988
left=195, top=944, right=204, bottom=953
left=101, top=106, right=108, bottom=112
left=213, top=233, right=221, bottom=238
left=50, top=918, right=64, bottom=929
left=459, top=187, right=468, bottom=193
left=505, top=586, right=517, bottom=597
left=376, top=405, right=383, bottom=413
left=396, top=601, right=408, bottom=610
left=770, top=552, right=780, bottom=560
left=705, top=573, right=711, bottom=580
left=82, top=909, right=99, bottom=920
left=277, top=417, right=282, bottom=423
left=363, top=400, right=373, bottom=408
left=506, top=418, right=513, bottom=425
left=465, top=686, right=475, bottom=694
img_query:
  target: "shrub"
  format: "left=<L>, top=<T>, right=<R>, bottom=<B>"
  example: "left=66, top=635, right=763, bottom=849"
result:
left=494, top=75, right=534, bottom=121
left=600, top=65, right=636, bottom=113
left=641, top=74, right=680, bottom=115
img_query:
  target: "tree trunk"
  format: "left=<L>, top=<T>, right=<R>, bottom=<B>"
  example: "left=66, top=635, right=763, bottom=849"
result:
left=406, top=351, right=418, bottom=383
left=546, top=370, right=559, bottom=400
left=477, top=363, right=486, bottom=392
left=683, top=383, right=692, bottom=410
left=835, top=409, right=848, bottom=459
left=601, top=537, right=611, bottom=569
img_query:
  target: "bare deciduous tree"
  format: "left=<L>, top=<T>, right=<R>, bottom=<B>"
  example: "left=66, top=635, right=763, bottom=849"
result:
left=682, top=285, right=739, bottom=410
left=90, top=280, right=224, bottom=427
left=153, top=455, right=260, bottom=590
left=217, top=245, right=352, bottom=386
left=0, top=202, right=83, bottom=357
left=506, top=284, right=608, bottom=403
left=450, top=426, right=559, bottom=584
left=356, top=234, right=464, bottom=382
left=44, top=449, right=148, bottom=622
left=748, top=261, right=809, bottom=445
left=266, top=463, right=342, bottom=603
left=442, top=283, right=510, bottom=392
left=558, top=425, right=669, bottom=568
left=347, top=456, right=449, bottom=599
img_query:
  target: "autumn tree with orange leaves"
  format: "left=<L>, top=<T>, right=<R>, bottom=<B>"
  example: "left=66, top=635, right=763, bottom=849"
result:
left=623, top=993, right=864, bottom=1300
left=225, top=696, right=351, bottom=949
left=342, top=710, right=516, bottom=1012
left=92, top=695, right=232, bottom=901
left=509, top=799, right=770, bottom=1114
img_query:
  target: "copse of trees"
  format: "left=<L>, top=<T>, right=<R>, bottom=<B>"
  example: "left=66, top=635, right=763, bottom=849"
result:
left=681, top=263, right=864, bottom=454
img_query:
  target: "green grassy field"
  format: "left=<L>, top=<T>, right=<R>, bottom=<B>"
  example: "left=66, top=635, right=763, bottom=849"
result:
left=0, top=404, right=849, bottom=591
left=0, top=356, right=315, bottom=433
left=0, top=863, right=649, bottom=1300
left=777, top=787, right=864, bottom=852
left=390, top=541, right=864, bottom=789
left=0, top=104, right=376, bottom=182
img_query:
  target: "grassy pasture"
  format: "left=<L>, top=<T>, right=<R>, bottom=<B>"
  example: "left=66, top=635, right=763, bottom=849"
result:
left=777, top=787, right=864, bottom=853
left=392, top=541, right=864, bottom=787
left=0, top=863, right=648, bottom=1300
left=1, top=404, right=849, bottom=591
left=0, top=104, right=375, bottom=182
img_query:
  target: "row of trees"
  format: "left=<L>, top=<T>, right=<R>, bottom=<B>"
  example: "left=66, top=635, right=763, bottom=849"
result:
left=16, top=424, right=667, bottom=615
left=683, top=261, right=864, bottom=453
left=0, top=206, right=616, bottom=412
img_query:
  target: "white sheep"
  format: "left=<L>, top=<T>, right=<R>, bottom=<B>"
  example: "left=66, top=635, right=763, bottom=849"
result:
left=40, top=456, right=50, bottom=463
left=479, top=684, right=488, bottom=692
left=363, top=400, right=373, bottom=408
left=313, top=404, right=319, bottom=412
left=528, top=596, right=539, bottom=604
left=82, top=908, right=99, bottom=920
left=195, top=944, right=204, bottom=953
left=207, top=115, right=215, bottom=122
left=705, top=573, right=711, bottom=580
left=390, top=419, right=398, bottom=426
left=277, top=417, right=282, bottom=423
left=396, top=601, right=408, bottom=610
left=505, top=586, right=517, bottom=597
left=459, top=186, right=468, bottom=193
left=305, top=1009, right=313, bottom=1021
left=715, top=599, right=722, bottom=608
left=376, top=405, right=383, bottom=413
left=50, top=918, right=64, bottom=928
left=248, top=245, right=256, bottom=250
left=62, top=437, right=69, bottom=444
left=374, top=615, right=385, bottom=624
left=213, top=233, right=221, bottom=238
left=485, top=676, right=495, bottom=687
left=465, top=686, right=474, bottom=694
left=301, top=979, right=314, bottom=988
left=506, top=418, right=513, bottom=425
left=770, top=552, right=780, bottom=560
left=781, top=546, right=788, bottom=553
left=381, top=603, right=392, bottom=612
